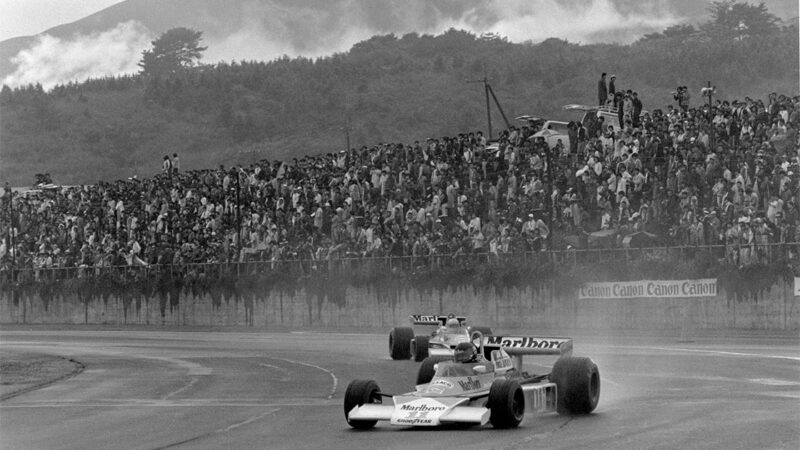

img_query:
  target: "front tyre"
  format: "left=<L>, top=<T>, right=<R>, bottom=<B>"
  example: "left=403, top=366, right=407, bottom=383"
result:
left=389, top=327, right=414, bottom=360
left=344, top=379, right=382, bottom=429
left=487, top=379, right=524, bottom=428
left=411, top=335, right=429, bottom=361
left=550, top=356, right=600, bottom=415
left=416, top=355, right=451, bottom=385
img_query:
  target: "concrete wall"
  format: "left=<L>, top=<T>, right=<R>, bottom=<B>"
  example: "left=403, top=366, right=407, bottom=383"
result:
left=2, top=280, right=798, bottom=331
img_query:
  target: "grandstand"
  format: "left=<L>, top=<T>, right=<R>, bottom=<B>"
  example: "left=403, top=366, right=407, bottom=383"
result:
left=1, top=91, right=798, bottom=278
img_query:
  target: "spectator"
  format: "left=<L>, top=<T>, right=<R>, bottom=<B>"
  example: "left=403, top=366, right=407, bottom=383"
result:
left=609, top=75, right=617, bottom=107
left=598, top=73, right=608, bottom=106
left=162, top=155, right=172, bottom=176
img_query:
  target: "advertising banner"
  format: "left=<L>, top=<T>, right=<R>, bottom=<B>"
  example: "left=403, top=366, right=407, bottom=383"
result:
left=579, top=279, right=718, bottom=299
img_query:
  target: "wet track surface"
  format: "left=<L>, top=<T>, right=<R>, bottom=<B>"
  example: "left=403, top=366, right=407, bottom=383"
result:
left=1, top=329, right=798, bottom=450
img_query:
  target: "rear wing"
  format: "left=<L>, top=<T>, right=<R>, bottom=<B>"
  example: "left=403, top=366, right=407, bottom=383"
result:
left=482, top=335, right=573, bottom=357
left=409, top=314, right=467, bottom=326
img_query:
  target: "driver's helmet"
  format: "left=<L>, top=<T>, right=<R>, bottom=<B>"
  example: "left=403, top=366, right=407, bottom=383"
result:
left=454, top=342, right=478, bottom=363
left=445, top=318, right=460, bottom=331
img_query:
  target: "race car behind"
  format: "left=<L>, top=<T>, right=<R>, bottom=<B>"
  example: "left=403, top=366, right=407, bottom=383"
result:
left=389, top=314, right=493, bottom=362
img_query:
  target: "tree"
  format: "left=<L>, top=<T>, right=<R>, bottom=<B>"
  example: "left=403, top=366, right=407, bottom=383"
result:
left=702, top=1, right=779, bottom=40
left=0, top=85, right=12, bottom=105
left=34, top=173, right=53, bottom=186
left=642, top=24, right=696, bottom=41
left=139, top=28, right=207, bottom=77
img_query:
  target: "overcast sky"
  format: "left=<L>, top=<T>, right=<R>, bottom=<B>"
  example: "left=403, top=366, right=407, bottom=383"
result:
left=0, top=0, right=121, bottom=41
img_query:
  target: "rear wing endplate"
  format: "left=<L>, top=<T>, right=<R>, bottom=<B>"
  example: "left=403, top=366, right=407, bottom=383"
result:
left=409, top=314, right=467, bottom=326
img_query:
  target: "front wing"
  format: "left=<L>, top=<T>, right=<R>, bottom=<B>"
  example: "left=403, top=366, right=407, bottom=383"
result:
left=347, top=382, right=557, bottom=427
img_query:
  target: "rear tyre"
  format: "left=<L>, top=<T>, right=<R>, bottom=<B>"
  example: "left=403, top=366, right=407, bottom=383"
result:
left=389, top=327, right=414, bottom=360
left=416, top=355, right=451, bottom=385
left=550, top=356, right=600, bottom=415
left=469, top=326, right=493, bottom=336
left=488, top=379, right=524, bottom=428
left=411, top=335, right=430, bottom=362
left=344, top=379, right=382, bottom=429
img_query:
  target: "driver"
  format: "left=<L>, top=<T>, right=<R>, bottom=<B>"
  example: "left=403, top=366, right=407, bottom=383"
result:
left=453, top=342, right=478, bottom=363
left=445, top=318, right=461, bottom=332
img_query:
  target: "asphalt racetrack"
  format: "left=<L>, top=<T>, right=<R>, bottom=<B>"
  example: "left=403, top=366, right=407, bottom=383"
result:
left=1, top=329, right=798, bottom=450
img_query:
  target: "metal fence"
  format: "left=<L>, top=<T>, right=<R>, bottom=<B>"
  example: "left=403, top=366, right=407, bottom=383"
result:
left=1, top=242, right=796, bottom=284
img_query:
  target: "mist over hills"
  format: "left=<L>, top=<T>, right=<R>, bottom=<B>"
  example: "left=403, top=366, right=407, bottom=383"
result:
left=2, top=0, right=797, bottom=89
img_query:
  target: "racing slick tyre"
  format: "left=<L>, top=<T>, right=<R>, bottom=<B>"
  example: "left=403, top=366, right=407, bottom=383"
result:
left=411, top=335, right=430, bottom=362
left=487, top=379, right=524, bottom=428
left=550, top=356, right=600, bottom=415
left=389, top=327, right=414, bottom=360
left=344, top=379, right=382, bottom=429
left=416, top=355, right=452, bottom=385
left=469, top=326, right=493, bottom=336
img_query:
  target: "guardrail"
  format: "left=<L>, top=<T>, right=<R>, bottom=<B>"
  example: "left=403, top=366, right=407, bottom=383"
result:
left=1, top=242, right=796, bottom=284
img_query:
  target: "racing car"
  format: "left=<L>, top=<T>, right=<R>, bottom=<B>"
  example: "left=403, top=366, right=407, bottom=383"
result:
left=389, top=314, right=493, bottom=362
left=345, top=332, right=599, bottom=429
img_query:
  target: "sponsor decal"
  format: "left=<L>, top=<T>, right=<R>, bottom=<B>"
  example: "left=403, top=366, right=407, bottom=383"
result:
left=431, top=379, right=454, bottom=388
left=578, top=279, right=718, bottom=299
left=400, top=403, right=446, bottom=412
left=494, top=357, right=512, bottom=369
left=411, top=314, right=439, bottom=323
left=457, top=376, right=482, bottom=391
left=396, top=411, right=434, bottom=425
left=530, top=388, right=546, bottom=411
left=486, top=336, right=569, bottom=349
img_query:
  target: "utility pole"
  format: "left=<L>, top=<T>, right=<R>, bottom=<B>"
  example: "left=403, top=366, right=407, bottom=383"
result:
left=467, top=66, right=511, bottom=141
left=342, top=118, right=351, bottom=153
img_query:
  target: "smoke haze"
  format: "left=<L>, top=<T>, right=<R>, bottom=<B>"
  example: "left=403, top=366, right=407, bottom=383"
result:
left=3, top=21, right=151, bottom=89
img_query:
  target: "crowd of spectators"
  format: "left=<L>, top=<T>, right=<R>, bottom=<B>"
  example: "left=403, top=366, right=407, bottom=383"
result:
left=1, top=82, right=799, bottom=272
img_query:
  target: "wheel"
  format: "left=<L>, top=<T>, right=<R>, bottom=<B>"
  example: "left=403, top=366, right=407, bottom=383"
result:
left=487, top=379, right=524, bottom=428
left=389, top=327, right=414, bottom=360
left=550, top=356, right=600, bottom=415
left=344, top=379, right=382, bottom=429
left=411, top=335, right=429, bottom=361
left=416, top=355, right=451, bottom=385
left=469, top=326, right=493, bottom=336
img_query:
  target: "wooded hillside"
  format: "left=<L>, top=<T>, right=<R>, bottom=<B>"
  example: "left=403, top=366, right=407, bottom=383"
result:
left=1, top=2, right=797, bottom=186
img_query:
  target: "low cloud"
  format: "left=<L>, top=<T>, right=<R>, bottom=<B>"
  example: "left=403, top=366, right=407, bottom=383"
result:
left=2, top=21, right=152, bottom=90
left=472, top=0, right=682, bottom=44
left=205, top=0, right=683, bottom=64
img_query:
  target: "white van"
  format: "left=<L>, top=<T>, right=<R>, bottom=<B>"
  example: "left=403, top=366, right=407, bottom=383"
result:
left=563, top=104, right=621, bottom=133
left=516, top=116, right=570, bottom=149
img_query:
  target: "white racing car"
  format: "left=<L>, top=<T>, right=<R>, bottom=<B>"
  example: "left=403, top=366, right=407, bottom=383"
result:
left=345, top=333, right=599, bottom=429
left=388, top=314, right=493, bottom=362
